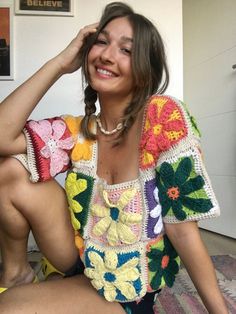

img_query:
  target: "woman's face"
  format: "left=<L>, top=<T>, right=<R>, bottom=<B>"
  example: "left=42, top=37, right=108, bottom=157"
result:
left=87, top=17, right=134, bottom=101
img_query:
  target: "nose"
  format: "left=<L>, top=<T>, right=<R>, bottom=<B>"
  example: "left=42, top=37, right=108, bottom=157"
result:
left=100, top=44, right=116, bottom=64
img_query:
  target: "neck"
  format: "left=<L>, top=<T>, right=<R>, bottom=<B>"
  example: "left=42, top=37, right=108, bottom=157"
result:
left=96, top=113, right=124, bottom=136
left=98, top=95, right=130, bottom=130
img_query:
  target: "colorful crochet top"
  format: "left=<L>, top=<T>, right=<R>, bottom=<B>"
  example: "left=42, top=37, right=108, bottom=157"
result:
left=22, top=95, right=220, bottom=303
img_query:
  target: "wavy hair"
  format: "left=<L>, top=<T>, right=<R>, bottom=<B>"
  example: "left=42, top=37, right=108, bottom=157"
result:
left=80, top=2, right=169, bottom=141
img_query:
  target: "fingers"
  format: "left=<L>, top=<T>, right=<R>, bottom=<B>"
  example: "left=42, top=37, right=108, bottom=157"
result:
left=54, top=22, right=99, bottom=74
left=77, top=22, right=99, bottom=41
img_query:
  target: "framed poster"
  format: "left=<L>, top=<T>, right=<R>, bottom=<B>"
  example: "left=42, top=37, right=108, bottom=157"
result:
left=0, top=1, right=14, bottom=80
left=15, top=0, right=74, bottom=16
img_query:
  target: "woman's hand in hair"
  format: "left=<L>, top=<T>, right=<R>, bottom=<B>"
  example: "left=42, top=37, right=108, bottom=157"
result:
left=53, top=23, right=98, bottom=75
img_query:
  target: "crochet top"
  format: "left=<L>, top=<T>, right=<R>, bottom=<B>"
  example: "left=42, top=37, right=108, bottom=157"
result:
left=21, top=95, right=220, bottom=303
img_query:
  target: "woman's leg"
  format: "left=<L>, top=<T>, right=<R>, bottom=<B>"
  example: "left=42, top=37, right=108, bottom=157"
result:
left=0, top=275, right=125, bottom=314
left=0, top=157, right=78, bottom=288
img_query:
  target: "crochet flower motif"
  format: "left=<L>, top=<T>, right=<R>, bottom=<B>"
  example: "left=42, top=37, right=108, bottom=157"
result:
left=65, top=172, right=87, bottom=230
left=149, top=187, right=163, bottom=235
left=84, top=250, right=140, bottom=302
left=147, top=235, right=180, bottom=289
left=29, top=119, right=74, bottom=177
left=72, top=133, right=94, bottom=162
left=64, top=115, right=94, bottom=162
left=156, top=156, right=213, bottom=221
left=140, top=96, right=187, bottom=169
left=92, top=188, right=142, bottom=246
left=75, top=231, right=84, bottom=257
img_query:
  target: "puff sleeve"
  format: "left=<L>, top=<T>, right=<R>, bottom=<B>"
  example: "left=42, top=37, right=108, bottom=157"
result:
left=14, top=116, right=76, bottom=182
left=140, top=95, right=220, bottom=223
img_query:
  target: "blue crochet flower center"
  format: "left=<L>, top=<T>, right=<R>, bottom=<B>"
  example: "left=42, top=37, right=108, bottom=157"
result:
left=110, top=207, right=119, bottom=221
left=104, top=272, right=116, bottom=282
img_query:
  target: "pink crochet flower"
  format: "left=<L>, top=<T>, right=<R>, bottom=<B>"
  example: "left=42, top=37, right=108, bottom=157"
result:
left=140, top=96, right=187, bottom=169
left=29, top=119, right=74, bottom=177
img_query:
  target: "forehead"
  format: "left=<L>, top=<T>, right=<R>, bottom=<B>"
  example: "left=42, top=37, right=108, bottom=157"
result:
left=101, top=16, right=133, bottom=40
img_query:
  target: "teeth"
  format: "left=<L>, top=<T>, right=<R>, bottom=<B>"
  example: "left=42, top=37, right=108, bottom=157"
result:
left=97, top=68, right=113, bottom=76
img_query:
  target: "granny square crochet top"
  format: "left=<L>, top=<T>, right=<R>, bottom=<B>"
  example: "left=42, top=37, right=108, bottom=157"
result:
left=21, top=95, right=220, bottom=303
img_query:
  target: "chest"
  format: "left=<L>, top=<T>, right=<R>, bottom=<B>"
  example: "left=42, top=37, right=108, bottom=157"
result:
left=97, top=133, right=140, bottom=185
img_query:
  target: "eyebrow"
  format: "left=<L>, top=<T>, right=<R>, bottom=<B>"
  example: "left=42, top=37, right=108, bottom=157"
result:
left=100, top=29, right=133, bottom=43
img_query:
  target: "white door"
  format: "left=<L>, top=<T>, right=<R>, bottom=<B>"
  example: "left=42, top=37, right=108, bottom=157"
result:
left=183, top=0, right=236, bottom=238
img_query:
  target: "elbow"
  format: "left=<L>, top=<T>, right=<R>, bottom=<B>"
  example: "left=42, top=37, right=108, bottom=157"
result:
left=0, top=134, right=26, bottom=156
left=165, top=221, right=199, bottom=242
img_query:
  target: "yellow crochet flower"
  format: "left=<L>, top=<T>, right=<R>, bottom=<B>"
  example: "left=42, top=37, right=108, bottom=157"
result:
left=65, top=172, right=87, bottom=230
left=63, top=115, right=94, bottom=162
left=84, top=250, right=139, bottom=302
left=72, top=133, right=94, bottom=162
left=92, top=188, right=142, bottom=246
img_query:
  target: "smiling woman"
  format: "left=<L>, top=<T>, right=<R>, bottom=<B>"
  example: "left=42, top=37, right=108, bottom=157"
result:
left=0, top=2, right=228, bottom=314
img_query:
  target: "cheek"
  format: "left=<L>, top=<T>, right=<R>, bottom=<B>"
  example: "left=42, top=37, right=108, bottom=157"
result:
left=88, top=46, right=99, bottom=63
left=125, top=62, right=134, bottom=84
left=123, top=59, right=133, bottom=77
left=87, top=52, right=93, bottom=66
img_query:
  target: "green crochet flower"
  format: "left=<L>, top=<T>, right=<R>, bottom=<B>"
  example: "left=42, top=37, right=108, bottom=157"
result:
left=147, top=235, right=180, bottom=289
left=181, top=101, right=201, bottom=138
left=156, top=156, right=213, bottom=221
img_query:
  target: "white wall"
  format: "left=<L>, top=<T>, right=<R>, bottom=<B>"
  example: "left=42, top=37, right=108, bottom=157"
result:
left=183, top=0, right=236, bottom=238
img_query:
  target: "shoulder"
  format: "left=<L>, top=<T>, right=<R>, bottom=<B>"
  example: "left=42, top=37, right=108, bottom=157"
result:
left=140, top=94, right=201, bottom=169
left=146, top=94, right=192, bottom=125
left=62, top=114, right=97, bottom=139
left=62, top=115, right=84, bottom=138
left=144, top=94, right=201, bottom=140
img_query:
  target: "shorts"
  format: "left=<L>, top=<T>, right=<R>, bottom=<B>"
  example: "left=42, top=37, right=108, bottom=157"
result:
left=120, top=290, right=160, bottom=314
left=64, top=256, right=85, bottom=276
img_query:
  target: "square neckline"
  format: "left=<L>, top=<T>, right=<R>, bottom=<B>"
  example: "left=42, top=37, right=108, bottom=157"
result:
left=93, top=102, right=148, bottom=187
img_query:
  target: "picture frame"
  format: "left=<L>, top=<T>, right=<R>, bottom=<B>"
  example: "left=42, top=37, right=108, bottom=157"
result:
left=15, top=0, right=74, bottom=16
left=0, top=1, right=14, bottom=80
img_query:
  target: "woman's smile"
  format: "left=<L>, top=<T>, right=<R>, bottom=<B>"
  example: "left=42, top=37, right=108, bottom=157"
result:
left=96, top=67, right=117, bottom=78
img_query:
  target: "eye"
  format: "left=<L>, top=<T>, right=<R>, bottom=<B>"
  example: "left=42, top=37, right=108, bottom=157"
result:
left=95, top=38, right=108, bottom=45
left=121, top=47, right=131, bottom=55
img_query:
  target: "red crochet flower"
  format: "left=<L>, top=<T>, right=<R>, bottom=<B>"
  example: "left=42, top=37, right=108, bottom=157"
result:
left=140, top=96, right=187, bottom=169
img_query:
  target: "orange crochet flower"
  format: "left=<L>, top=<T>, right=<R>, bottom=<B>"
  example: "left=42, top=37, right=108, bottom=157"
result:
left=75, top=231, right=84, bottom=257
left=140, top=96, right=187, bottom=169
left=63, top=116, right=95, bottom=162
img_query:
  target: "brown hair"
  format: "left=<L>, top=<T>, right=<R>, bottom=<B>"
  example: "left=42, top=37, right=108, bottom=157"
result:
left=80, top=2, right=169, bottom=141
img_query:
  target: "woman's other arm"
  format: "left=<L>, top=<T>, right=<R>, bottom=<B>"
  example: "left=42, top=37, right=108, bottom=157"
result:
left=165, top=221, right=228, bottom=314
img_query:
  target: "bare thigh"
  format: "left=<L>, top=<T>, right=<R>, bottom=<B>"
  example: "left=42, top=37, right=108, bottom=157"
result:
left=0, top=275, right=125, bottom=314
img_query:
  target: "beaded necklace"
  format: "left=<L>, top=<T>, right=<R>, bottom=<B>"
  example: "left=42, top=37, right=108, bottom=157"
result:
left=96, top=114, right=124, bottom=135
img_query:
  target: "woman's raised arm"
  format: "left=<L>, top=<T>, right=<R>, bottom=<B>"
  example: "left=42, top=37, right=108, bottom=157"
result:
left=0, top=23, right=98, bottom=156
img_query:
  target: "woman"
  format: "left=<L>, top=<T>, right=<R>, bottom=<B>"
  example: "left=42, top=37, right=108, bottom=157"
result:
left=0, top=2, right=228, bottom=313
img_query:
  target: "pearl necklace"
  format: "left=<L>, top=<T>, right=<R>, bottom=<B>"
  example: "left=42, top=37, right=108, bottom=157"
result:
left=96, top=114, right=124, bottom=135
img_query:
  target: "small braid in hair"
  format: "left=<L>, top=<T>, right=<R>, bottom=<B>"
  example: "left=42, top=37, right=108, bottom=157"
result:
left=81, top=85, right=97, bottom=140
left=115, top=91, right=149, bottom=145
